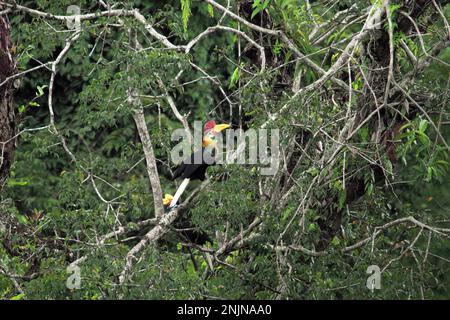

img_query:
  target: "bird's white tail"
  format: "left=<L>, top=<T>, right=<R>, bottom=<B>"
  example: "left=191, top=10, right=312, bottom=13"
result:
left=169, top=178, right=190, bottom=208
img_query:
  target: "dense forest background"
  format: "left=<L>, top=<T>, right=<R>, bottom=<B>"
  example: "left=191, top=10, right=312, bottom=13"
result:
left=0, top=0, right=449, bottom=299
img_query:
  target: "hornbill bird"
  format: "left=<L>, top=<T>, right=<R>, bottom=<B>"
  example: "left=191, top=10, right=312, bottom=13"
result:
left=166, top=120, right=230, bottom=208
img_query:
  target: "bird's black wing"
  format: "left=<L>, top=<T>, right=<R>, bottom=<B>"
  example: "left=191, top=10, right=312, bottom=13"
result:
left=172, top=149, right=211, bottom=181
left=171, top=162, right=186, bottom=180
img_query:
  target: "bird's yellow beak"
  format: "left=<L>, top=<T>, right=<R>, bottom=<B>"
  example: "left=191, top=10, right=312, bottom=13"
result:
left=163, top=194, right=174, bottom=206
left=213, top=124, right=231, bottom=133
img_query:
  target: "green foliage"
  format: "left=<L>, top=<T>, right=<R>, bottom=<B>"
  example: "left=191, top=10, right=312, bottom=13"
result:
left=252, top=0, right=271, bottom=19
left=0, top=0, right=449, bottom=301
left=180, top=0, right=191, bottom=32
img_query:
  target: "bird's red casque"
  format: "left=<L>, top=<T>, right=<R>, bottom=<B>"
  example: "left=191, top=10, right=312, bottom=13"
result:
left=204, top=120, right=216, bottom=133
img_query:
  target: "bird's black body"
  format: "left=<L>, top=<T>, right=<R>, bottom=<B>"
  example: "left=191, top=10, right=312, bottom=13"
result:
left=172, top=147, right=216, bottom=181
left=171, top=148, right=215, bottom=245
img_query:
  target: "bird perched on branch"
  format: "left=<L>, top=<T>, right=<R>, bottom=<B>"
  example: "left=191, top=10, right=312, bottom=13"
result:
left=167, top=120, right=230, bottom=208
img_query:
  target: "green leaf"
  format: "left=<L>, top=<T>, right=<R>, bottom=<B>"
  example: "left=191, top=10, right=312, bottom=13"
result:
left=180, top=0, right=191, bottom=32
left=418, top=119, right=428, bottom=133
left=359, top=126, right=369, bottom=142
left=273, top=39, right=283, bottom=55
left=415, top=130, right=430, bottom=145
left=7, top=179, right=29, bottom=187
left=252, top=0, right=262, bottom=8
left=207, top=4, right=214, bottom=18
left=426, top=167, right=433, bottom=181
left=251, top=7, right=263, bottom=19
left=11, top=293, right=26, bottom=300
left=366, top=182, right=374, bottom=196
left=399, top=122, right=412, bottom=132
left=229, top=66, right=240, bottom=89
left=251, top=0, right=271, bottom=19
left=331, top=236, right=340, bottom=246
left=36, top=85, right=48, bottom=97
left=384, top=158, right=394, bottom=178
left=15, top=213, right=28, bottom=225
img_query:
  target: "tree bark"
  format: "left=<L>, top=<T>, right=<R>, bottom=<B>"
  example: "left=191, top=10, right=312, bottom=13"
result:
left=0, top=14, right=16, bottom=189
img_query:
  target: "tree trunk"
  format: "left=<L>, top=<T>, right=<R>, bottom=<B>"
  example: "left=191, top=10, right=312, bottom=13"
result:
left=0, top=14, right=15, bottom=188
